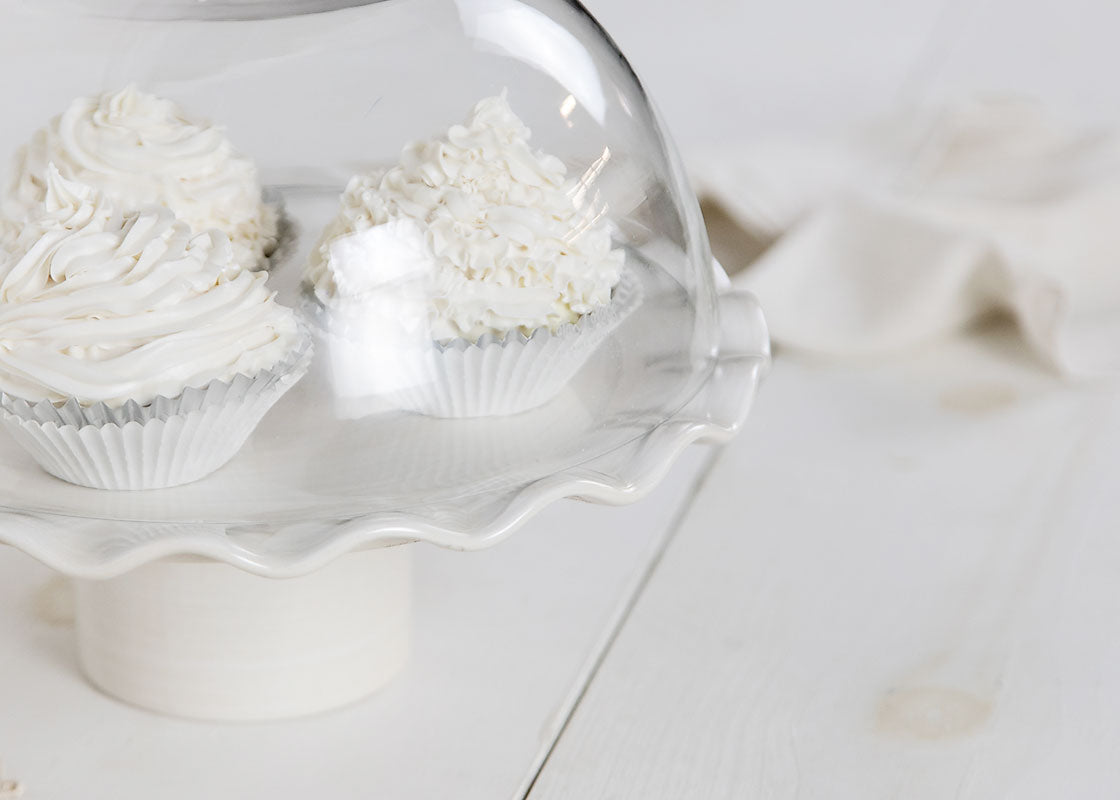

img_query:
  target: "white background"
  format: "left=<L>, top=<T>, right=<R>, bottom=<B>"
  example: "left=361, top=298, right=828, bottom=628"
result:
left=593, top=0, right=1120, bottom=147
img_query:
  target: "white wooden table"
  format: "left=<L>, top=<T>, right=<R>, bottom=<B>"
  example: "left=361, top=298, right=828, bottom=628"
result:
left=6, top=319, right=1120, bottom=798
left=530, top=320, right=1120, bottom=799
left=6, top=0, right=1120, bottom=797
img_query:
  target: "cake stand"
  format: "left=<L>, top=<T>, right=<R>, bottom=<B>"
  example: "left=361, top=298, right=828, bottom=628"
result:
left=0, top=0, right=770, bottom=720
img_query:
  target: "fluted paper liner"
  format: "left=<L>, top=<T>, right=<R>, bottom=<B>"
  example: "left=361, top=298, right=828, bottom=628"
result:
left=0, top=331, right=313, bottom=490
left=310, top=269, right=642, bottom=418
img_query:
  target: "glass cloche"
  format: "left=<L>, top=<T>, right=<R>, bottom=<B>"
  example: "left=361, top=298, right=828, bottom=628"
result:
left=0, top=0, right=768, bottom=720
left=0, top=0, right=768, bottom=577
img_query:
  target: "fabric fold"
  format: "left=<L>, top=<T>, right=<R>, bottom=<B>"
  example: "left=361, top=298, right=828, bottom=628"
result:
left=693, top=98, right=1120, bottom=377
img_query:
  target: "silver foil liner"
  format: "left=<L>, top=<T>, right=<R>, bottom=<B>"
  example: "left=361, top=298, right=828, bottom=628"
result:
left=308, top=268, right=643, bottom=419
left=0, top=330, right=313, bottom=490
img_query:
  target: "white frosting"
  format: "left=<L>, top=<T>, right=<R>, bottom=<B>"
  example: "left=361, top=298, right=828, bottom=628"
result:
left=3, top=86, right=278, bottom=270
left=309, top=93, right=624, bottom=342
left=0, top=168, right=300, bottom=407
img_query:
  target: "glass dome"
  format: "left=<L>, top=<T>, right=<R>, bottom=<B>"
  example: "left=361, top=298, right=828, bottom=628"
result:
left=0, top=0, right=767, bottom=574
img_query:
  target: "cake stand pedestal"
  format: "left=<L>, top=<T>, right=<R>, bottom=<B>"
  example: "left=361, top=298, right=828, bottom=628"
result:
left=74, top=545, right=411, bottom=720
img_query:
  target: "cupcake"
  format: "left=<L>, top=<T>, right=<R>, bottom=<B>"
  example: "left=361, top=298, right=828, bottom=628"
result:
left=0, top=167, right=309, bottom=490
left=3, top=85, right=278, bottom=271
left=307, top=92, right=639, bottom=418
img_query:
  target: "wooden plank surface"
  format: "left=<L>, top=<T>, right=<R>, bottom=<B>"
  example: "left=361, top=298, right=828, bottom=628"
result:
left=0, top=448, right=709, bottom=800
left=528, top=322, right=1120, bottom=798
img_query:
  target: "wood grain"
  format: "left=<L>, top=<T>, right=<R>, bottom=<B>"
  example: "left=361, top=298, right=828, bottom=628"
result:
left=528, top=323, right=1120, bottom=799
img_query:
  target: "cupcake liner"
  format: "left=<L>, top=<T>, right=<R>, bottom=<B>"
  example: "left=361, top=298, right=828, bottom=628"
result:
left=0, top=330, right=313, bottom=490
left=385, top=269, right=643, bottom=418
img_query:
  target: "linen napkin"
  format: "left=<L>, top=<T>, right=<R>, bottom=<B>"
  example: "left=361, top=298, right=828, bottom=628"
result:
left=692, top=99, right=1120, bottom=377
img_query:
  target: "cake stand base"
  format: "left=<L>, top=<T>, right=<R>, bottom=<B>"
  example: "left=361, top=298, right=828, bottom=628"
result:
left=72, top=544, right=411, bottom=721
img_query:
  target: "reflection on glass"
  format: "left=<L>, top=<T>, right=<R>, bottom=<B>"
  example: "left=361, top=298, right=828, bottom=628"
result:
left=321, top=219, right=436, bottom=418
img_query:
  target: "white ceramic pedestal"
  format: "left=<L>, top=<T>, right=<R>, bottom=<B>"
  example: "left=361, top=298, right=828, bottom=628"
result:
left=72, top=544, right=411, bottom=721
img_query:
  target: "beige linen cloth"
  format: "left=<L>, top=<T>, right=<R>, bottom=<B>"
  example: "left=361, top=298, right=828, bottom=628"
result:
left=693, top=99, right=1120, bottom=377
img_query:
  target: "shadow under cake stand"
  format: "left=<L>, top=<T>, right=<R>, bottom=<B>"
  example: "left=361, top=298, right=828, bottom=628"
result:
left=0, top=287, right=769, bottom=721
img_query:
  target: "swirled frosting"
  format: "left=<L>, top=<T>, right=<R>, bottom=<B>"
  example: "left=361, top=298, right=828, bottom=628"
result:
left=308, top=93, right=624, bottom=342
left=0, top=168, right=300, bottom=407
left=3, top=85, right=278, bottom=270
